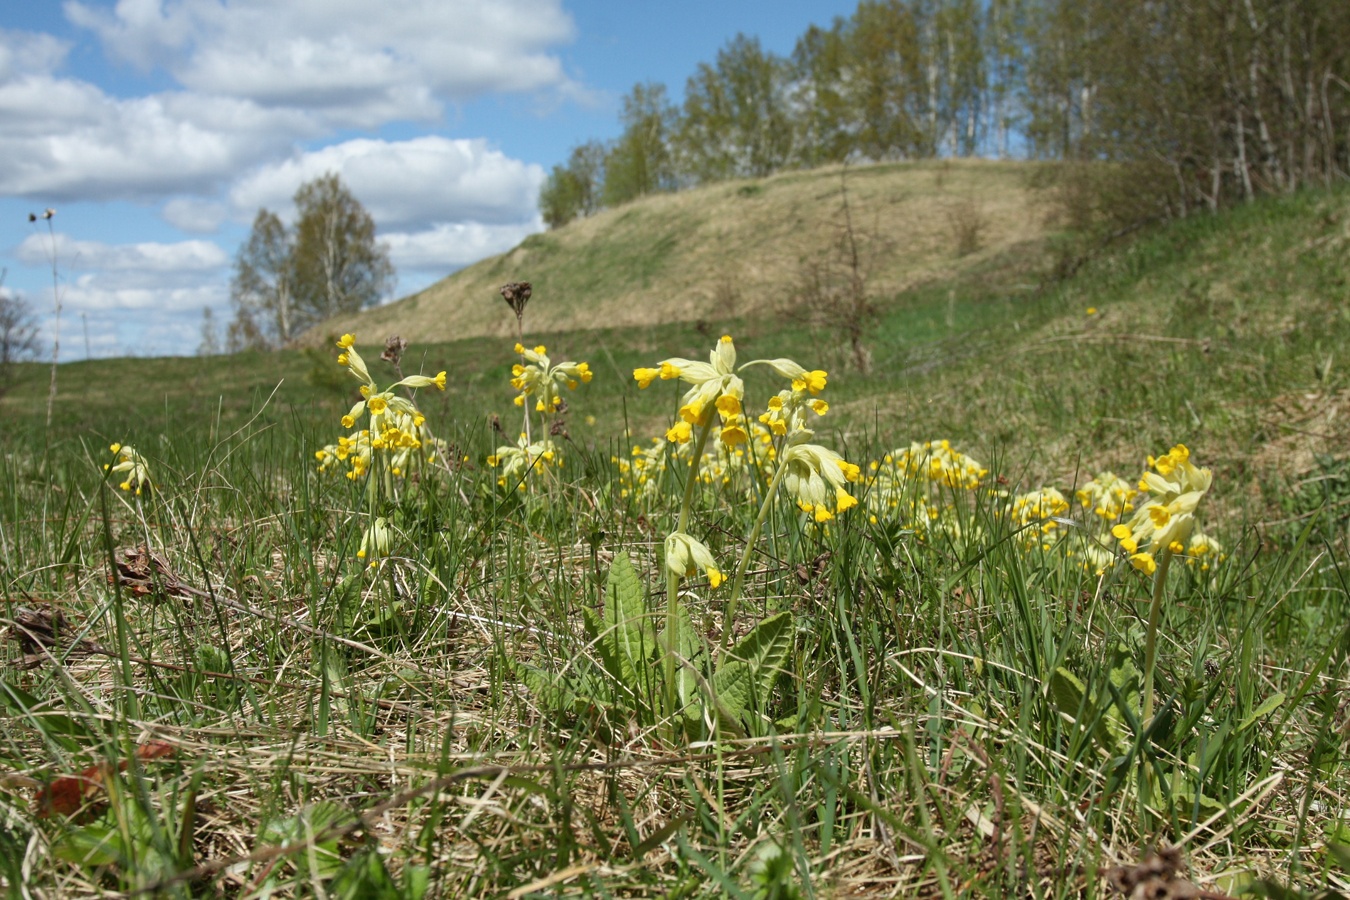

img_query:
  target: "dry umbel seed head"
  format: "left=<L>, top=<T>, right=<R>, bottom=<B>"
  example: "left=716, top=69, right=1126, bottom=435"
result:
left=500, top=282, right=533, bottom=321
left=381, top=335, right=409, bottom=366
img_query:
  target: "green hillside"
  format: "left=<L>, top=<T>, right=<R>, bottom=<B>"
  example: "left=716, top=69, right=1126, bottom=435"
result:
left=307, top=159, right=1049, bottom=345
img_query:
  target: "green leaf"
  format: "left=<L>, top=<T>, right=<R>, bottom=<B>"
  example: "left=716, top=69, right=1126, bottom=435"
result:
left=53, top=821, right=124, bottom=868
left=1049, top=667, right=1123, bottom=756
left=633, top=814, right=690, bottom=859
left=659, top=602, right=705, bottom=721
left=1238, top=692, right=1285, bottom=733
left=714, top=660, right=752, bottom=722
left=717, top=612, right=793, bottom=716
left=259, top=801, right=354, bottom=882
left=0, top=680, right=92, bottom=746
left=604, top=552, right=656, bottom=690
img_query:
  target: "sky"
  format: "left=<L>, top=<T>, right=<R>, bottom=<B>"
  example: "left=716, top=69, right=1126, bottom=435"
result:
left=0, top=0, right=862, bottom=359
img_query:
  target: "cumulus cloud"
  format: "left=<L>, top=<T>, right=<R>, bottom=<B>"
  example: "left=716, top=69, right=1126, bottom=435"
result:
left=383, top=220, right=542, bottom=270
left=62, top=281, right=225, bottom=315
left=0, top=73, right=318, bottom=201
left=16, top=233, right=228, bottom=274
left=162, top=197, right=228, bottom=232
left=66, top=0, right=578, bottom=127
left=230, top=136, right=545, bottom=229
left=0, top=28, right=69, bottom=78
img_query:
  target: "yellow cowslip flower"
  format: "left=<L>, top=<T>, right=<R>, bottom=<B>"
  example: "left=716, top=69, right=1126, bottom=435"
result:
left=1183, top=532, right=1225, bottom=570
left=636, top=335, right=744, bottom=427
left=1011, top=487, right=1071, bottom=536
left=511, top=344, right=592, bottom=412
left=1112, top=443, right=1212, bottom=560
left=393, top=371, right=447, bottom=392
left=488, top=433, right=560, bottom=489
left=664, top=531, right=725, bottom=587
left=107, top=443, right=152, bottom=495
left=889, top=440, right=988, bottom=490
left=666, top=420, right=692, bottom=443
left=779, top=438, right=859, bottom=522
left=356, top=516, right=392, bottom=566
left=1075, top=472, right=1137, bottom=521
left=1129, top=552, right=1158, bottom=575
left=719, top=414, right=749, bottom=447
left=336, top=337, right=373, bottom=386
left=753, top=358, right=828, bottom=394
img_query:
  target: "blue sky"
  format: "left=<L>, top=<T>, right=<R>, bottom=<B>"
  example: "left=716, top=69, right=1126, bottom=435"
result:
left=0, top=1, right=860, bottom=358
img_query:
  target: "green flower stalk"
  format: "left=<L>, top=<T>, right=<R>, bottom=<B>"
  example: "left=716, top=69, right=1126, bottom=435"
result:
left=1111, top=443, right=1212, bottom=726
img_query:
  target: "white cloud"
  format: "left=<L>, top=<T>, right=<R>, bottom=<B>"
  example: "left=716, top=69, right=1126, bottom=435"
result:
left=0, top=72, right=318, bottom=201
left=229, top=136, right=545, bottom=229
left=384, top=220, right=542, bottom=270
left=13, top=234, right=228, bottom=342
left=60, top=281, right=225, bottom=314
left=66, top=0, right=578, bottom=127
left=16, top=233, right=228, bottom=274
left=162, top=197, right=228, bottom=232
left=0, top=28, right=69, bottom=79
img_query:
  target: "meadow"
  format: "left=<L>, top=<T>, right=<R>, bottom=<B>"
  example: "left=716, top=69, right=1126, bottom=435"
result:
left=0, top=182, right=1348, bottom=898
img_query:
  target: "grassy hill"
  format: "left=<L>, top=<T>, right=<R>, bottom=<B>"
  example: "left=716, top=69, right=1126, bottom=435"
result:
left=308, top=158, right=1050, bottom=344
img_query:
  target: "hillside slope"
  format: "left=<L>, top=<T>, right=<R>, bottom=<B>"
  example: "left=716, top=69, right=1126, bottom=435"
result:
left=310, top=159, right=1049, bottom=344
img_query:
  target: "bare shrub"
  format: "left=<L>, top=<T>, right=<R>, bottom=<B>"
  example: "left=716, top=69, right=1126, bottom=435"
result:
left=784, top=169, right=889, bottom=374
left=947, top=195, right=986, bottom=257
left=0, top=274, right=40, bottom=395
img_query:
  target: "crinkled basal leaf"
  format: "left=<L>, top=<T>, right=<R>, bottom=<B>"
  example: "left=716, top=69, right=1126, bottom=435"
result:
left=716, top=612, right=793, bottom=718
left=711, top=659, right=753, bottom=725
left=604, top=552, right=656, bottom=690
left=736, top=612, right=794, bottom=711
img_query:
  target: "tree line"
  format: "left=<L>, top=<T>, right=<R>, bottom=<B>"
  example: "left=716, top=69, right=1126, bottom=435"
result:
left=541, top=0, right=1350, bottom=229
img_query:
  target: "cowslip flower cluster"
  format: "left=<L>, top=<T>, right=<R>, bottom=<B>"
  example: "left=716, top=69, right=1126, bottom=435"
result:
left=613, top=422, right=779, bottom=507
left=756, top=360, right=830, bottom=437
left=635, top=335, right=748, bottom=447
left=317, top=334, right=447, bottom=480
left=865, top=440, right=988, bottom=540
left=779, top=437, right=861, bottom=522
left=105, top=443, right=152, bottom=495
left=1076, top=472, right=1137, bottom=521
left=892, top=440, right=988, bottom=489
left=511, top=343, right=592, bottom=413
left=357, top=517, right=392, bottom=567
left=1111, top=444, right=1215, bottom=575
left=1010, top=487, right=1071, bottom=549
left=488, top=433, right=561, bottom=490
left=665, top=531, right=724, bottom=587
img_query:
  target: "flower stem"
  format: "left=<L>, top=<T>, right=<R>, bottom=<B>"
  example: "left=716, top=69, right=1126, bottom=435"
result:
left=664, top=416, right=715, bottom=721
left=720, top=454, right=790, bottom=658
left=1140, top=547, right=1173, bottom=728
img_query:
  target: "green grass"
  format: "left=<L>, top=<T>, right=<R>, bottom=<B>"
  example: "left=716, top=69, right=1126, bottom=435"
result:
left=0, top=184, right=1348, bottom=897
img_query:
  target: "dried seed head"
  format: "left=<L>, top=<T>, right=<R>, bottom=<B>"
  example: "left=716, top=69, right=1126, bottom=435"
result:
left=500, top=282, right=533, bottom=320
left=380, top=335, right=408, bottom=365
